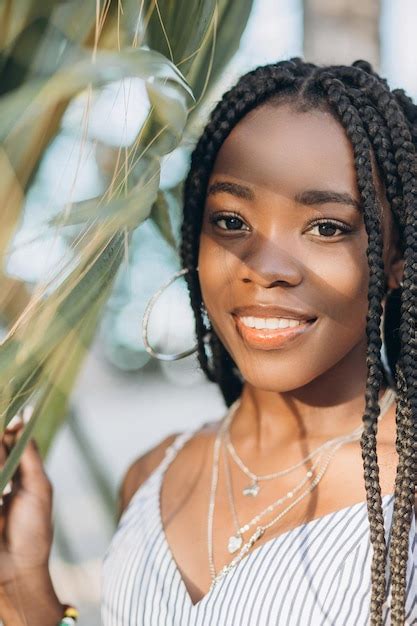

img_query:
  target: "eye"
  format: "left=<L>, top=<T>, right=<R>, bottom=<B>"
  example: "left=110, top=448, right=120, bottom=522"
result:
left=209, top=212, right=250, bottom=232
left=307, top=219, right=351, bottom=238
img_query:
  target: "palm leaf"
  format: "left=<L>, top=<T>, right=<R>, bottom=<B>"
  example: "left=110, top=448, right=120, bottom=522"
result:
left=0, top=0, right=255, bottom=494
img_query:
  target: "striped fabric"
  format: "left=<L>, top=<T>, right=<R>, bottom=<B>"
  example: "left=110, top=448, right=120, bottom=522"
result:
left=102, top=429, right=417, bottom=626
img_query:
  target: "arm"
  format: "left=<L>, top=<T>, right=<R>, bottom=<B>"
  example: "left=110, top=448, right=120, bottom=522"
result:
left=117, top=433, right=179, bottom=520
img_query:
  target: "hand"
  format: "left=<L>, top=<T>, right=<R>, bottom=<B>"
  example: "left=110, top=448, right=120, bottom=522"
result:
left=0, top=411, right=64, bottom=625
left=0, top=410, right=54, bottom=581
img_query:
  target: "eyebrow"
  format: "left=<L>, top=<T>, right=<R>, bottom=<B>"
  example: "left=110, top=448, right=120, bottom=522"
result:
left=206, top=181, right=361, bottom=211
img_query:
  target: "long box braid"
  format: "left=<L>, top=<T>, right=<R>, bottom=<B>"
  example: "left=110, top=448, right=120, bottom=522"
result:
left=179, top=58, right=416, bottom=625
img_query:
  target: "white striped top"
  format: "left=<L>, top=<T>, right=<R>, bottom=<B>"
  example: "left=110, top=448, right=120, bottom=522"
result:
left=101, top=428, right=417, bottom=626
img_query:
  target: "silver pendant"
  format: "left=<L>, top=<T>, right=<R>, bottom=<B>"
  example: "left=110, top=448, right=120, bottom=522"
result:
left=242, top=481, right=260, bottom=497
left=228, top=534, right=243, bottom=553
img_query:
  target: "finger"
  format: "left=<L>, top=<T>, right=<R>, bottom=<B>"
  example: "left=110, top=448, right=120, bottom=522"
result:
left=17, top=438, right=51, bottom=495
left=4, top=406, right=33, bottom=435
left=1, top=428, right=48, bottom=493
left=0, top=410, right=49, bottom=513
left=2, top=406, right=33, bottom=454
left=2, top=429, right=21, bottom=453
left=1, top=413, right=51, bottom=501
left=0, top=480, right=12, bottom=507
left=2, top=420, right=23, bottom=461
left=5, top=415, right=24, bottom=433
left=0, top=440, right=14, bottom=509
left=0, top=482, right=12, bottom=510
left=2, top=414, right=24, bottom=456
left=0, top=437, right=17, bottom=503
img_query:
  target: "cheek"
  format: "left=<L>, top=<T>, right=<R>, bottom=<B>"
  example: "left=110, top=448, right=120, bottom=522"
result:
left=198, top=232, right=235, bottom=307
left=197, top=233, right=239, bottom=351
left=287, top=240, right=371, bottom=387
left=314, top=245, right=369, bottom=332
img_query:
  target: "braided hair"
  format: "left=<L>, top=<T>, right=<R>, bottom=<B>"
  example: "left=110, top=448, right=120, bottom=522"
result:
left=179, top=58, right=416, bottom=625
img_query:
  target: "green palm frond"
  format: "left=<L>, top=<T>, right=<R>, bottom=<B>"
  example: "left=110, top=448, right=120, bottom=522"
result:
left=0, top=0, right=254, bottom=492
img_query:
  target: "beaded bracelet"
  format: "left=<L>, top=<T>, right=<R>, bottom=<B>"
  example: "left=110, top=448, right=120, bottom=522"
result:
left=58, top=605, right=79, bottom=625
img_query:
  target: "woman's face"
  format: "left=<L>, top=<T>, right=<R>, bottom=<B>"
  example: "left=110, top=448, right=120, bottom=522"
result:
left=198, top=103, right=401, bottom=392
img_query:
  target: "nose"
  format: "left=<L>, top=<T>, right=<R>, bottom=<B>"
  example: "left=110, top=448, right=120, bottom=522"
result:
left=239, top=237, right=303, bottom=288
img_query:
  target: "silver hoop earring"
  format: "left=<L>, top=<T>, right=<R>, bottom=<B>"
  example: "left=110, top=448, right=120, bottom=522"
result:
left=141, top=266, right=210, bottom=361
left=380, top=296, right=395, bottom=388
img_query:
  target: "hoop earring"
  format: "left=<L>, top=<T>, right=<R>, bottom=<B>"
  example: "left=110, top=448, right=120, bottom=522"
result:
left=142, top=266, right=211, bottom=361
left=381, top=290, right=396, bottom=388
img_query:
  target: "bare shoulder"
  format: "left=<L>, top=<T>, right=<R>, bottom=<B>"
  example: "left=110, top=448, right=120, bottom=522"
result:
left=117, top=420, right=219, bottom=520
left=117, top=433, right=180, bottom=519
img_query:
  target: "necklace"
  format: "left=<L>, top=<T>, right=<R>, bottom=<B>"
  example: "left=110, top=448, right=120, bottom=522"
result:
left=226, top=387, right=395, bottom=497
left=210, top=440, right=343, bottom=590
left=222, top=435, right=334, bottom=554
left=222, top=419, right=379, bottom=554
left=222, top=388, right=396, bottom=554
left=207, top=400, right=239, bottom=581
left=208, top=388, right=396, bottom=583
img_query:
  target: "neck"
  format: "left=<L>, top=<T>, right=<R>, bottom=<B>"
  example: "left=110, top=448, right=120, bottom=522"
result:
left=230, top=338, right=388, bottom=450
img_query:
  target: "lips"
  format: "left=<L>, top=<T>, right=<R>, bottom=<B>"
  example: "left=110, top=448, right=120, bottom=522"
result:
left=231, top=304, right=317, bottom=321
left=231, top=304, right=317, bottom=350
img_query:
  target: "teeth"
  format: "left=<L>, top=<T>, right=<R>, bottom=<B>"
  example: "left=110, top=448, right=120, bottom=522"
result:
left=239, top=316, right=306, bottom=330
left=265, top=318, right=277, bottom=329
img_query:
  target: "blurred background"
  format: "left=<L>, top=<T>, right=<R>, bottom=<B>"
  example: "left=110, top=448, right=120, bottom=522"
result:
left=1, top=0, right=417, bottom=623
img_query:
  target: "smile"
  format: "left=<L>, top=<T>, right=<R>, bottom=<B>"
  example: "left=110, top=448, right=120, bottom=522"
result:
left=233, top=314, right=317, bottom=350
left=239, top=316, right=306, bottom=329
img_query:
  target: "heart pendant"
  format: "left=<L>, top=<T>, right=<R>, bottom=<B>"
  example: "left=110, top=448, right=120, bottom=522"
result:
left=242, top=481, right=260, bottom=497
left=228, top=534, right=243, bottom=553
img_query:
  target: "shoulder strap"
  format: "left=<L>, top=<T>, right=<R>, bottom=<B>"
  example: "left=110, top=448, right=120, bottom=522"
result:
left=123, top=427, right=202, bottom=514
left=157, top=426, right=201, bottom=475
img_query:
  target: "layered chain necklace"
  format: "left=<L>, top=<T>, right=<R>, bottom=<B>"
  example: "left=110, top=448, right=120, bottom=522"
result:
left=207, top=388, right=396, bottom=589
left=225, top=388, right=396, bottom=499
left=222, top=435, right=332, bottom=554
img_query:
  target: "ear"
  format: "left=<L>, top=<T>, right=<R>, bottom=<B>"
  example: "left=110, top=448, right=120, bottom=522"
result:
left=386, top=251, right=404, bottom=290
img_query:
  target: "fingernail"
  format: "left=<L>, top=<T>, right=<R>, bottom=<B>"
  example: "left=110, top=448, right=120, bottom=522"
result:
left=2, top=481, right=12, bottom=496
left=6, top=415, right=23, bottom=431
left=22, top=405, right=34, bottom=424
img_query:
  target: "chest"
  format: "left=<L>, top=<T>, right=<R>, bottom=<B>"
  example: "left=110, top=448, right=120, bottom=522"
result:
left=102, top=475, right=417, bottom=626
left=160, top=437, right=399, bottom=605
left=102, top=440, right=417, bottom=626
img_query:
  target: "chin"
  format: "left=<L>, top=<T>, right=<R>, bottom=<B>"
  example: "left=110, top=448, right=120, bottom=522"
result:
left=237, top=363, right=321, bottom=393
left=213, top=318, right=368, bottom=394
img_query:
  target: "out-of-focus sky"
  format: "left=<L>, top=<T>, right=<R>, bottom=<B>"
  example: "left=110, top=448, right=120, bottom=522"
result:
left=381, top=0, right=417, bottom=96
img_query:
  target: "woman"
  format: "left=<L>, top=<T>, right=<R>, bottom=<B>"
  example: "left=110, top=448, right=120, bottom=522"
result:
left=0, top=57, right=416, bottom=626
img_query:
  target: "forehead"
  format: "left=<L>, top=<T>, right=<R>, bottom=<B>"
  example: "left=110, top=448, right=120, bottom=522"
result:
left=210, top=103, right=360, bottom=202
